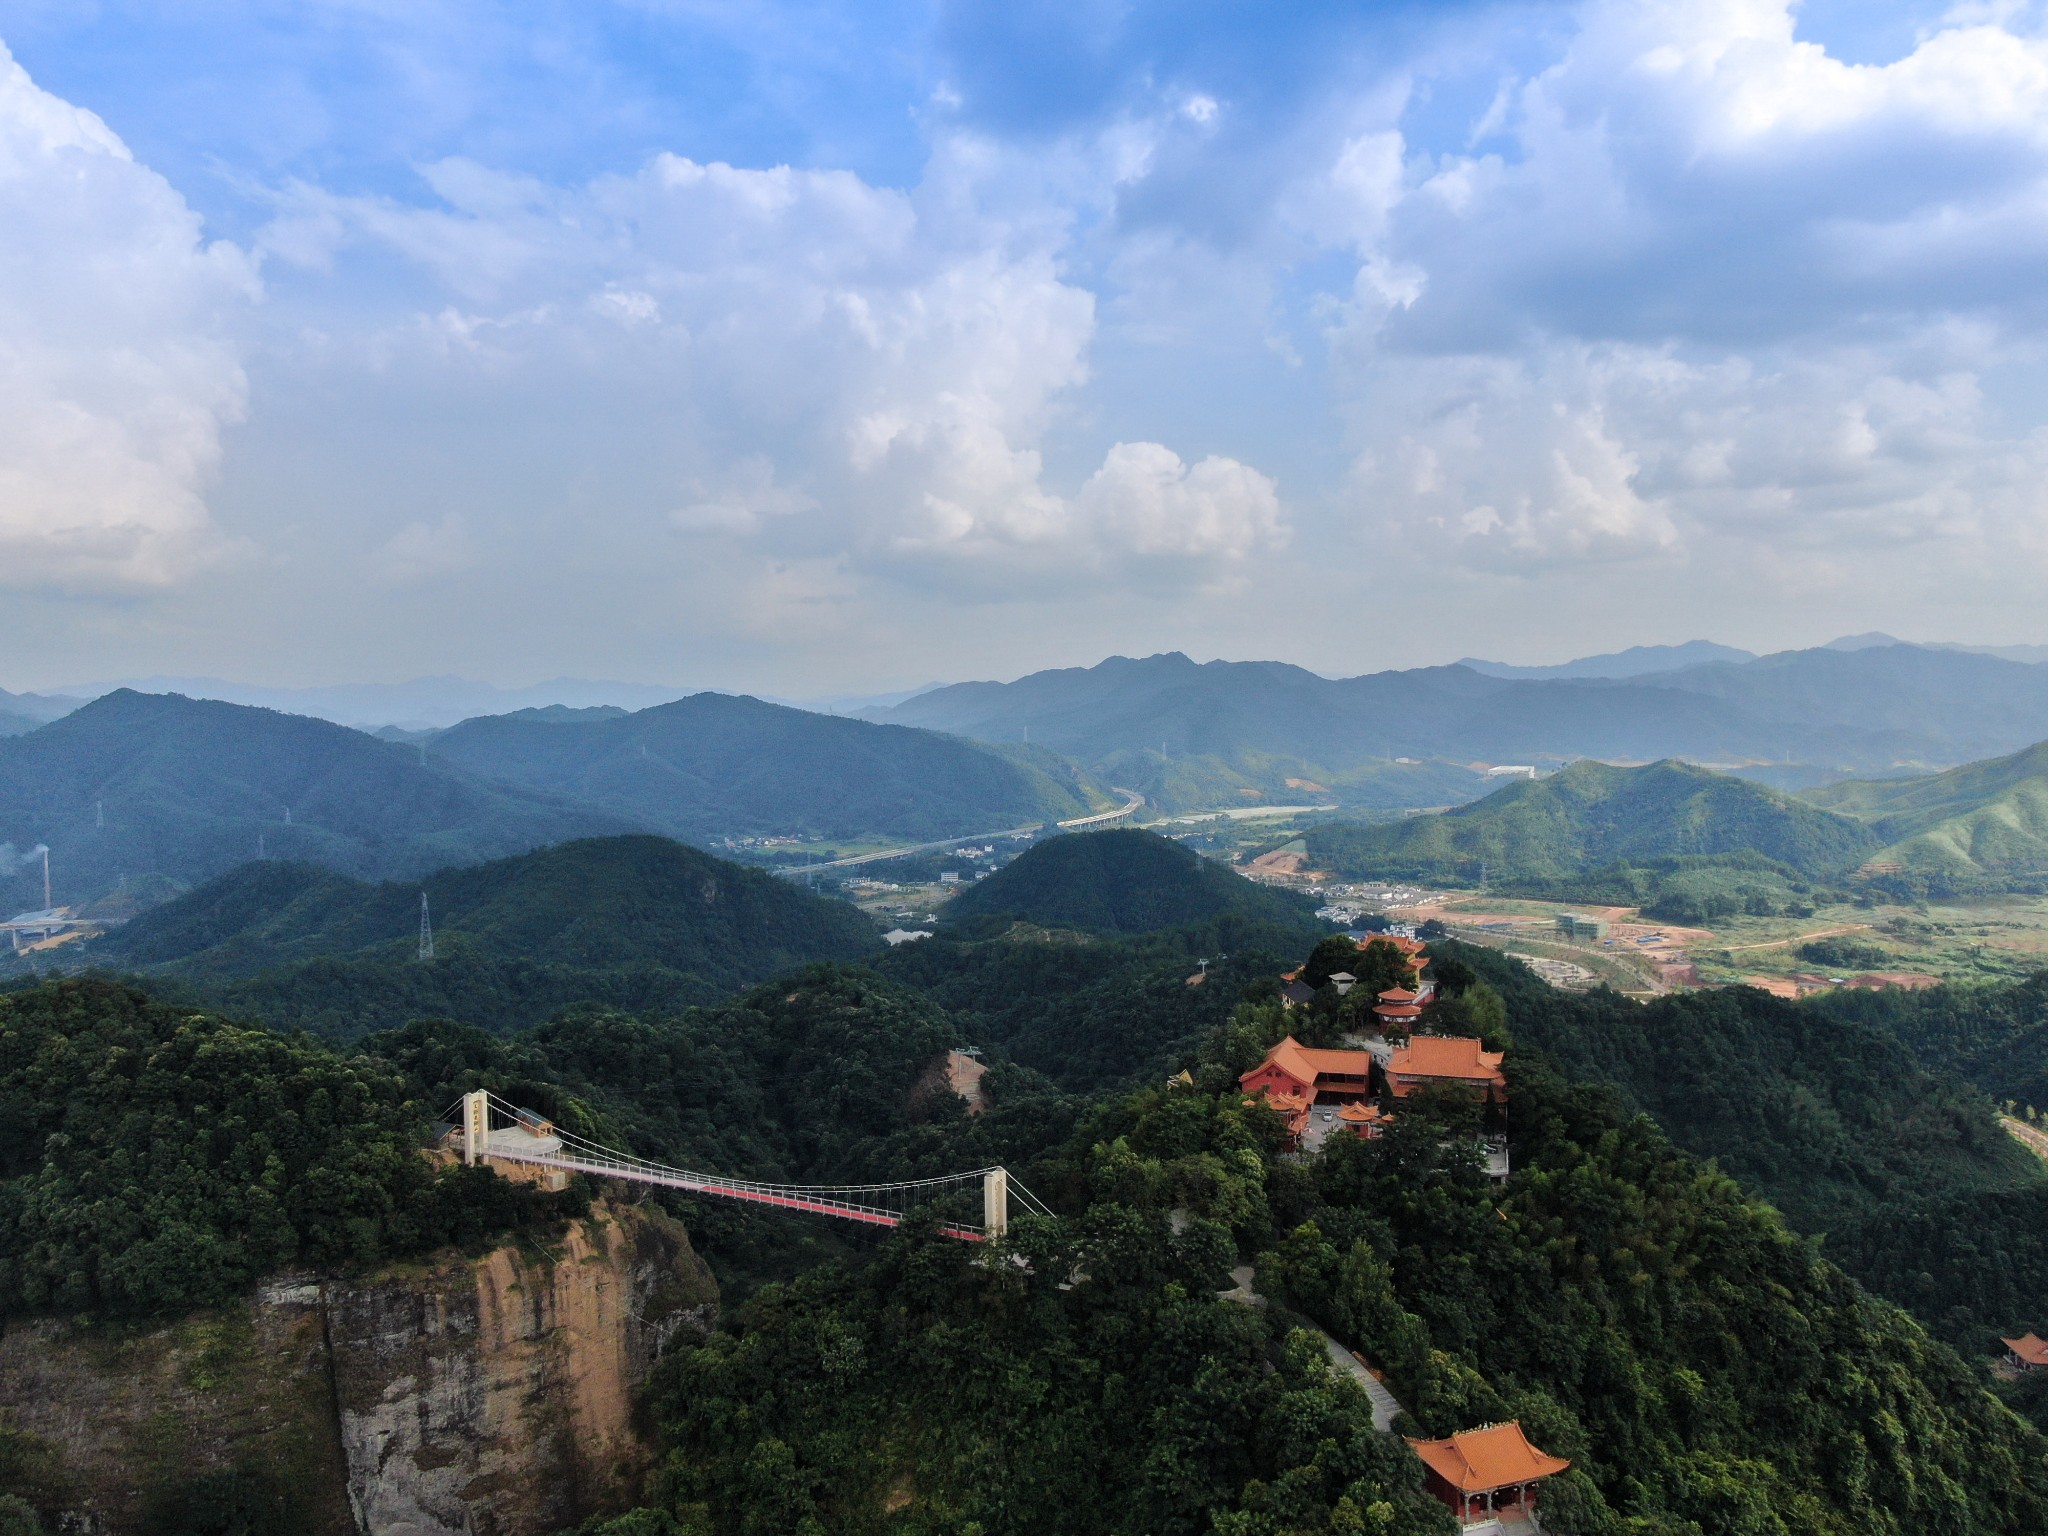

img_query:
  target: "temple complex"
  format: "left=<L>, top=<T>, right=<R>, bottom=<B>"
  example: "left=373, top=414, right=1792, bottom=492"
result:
left=2002, top=1332, right=2048, bottom=1371
left=1407, top=1421, right=1569, bottom=1527
left=1384, top=1036, right=1508, bottom=1103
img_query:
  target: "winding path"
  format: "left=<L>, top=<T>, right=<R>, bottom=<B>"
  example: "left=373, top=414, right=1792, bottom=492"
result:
left=1222, top=1265, right=1407, bottom=1432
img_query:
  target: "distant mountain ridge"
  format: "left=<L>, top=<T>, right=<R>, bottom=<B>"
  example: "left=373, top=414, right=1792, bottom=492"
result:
left=90, top=834, right=882, bottom=1039
left=0, top=689, right=1118, bottom=910
left=1806, top=740, right=2048, bottom=882
left=0, top=687, right=82, bottom=738
left=428, top=691, right=1109, bottom=847
left=1306, top=758, right=1880, bottom=892
left=0, top=690, right=625, bottom=910
left=1459, top=639, right=1757, bottom=679
left=869, top=645, right=2048, bottom=792
left=40, top=674, right=694, bottom=731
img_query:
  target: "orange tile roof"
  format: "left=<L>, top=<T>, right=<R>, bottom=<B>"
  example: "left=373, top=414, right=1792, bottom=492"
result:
left=2005, top=1332, right=2048, bottom=1366
left=1336, top=1101, right=1387, bottom=1124
left=1386, top=1035, right=1505, bottom=1087
left=1374, top=1002, right=1423, bottom=1019
left=1407, top=1422, right=1569, bottom=1493
left=1292, top=1043, right=1378, bottom=1075
left=1240, top=1036, right=1376, bottom=1093
left=1377, top=986, right=1419, bottom=1002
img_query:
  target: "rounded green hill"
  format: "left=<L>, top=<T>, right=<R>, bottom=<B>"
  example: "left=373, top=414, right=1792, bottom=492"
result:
left=943, top=827, right=1320, bottom=936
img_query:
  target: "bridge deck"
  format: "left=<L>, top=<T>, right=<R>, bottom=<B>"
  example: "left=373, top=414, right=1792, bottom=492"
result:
left=487, top=1147, right=987, bottom=1241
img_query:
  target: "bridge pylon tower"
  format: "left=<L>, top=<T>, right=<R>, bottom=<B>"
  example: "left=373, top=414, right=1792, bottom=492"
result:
left=983, top=1167, right=1010, bottom=1240
left=461, top=1089, right=488, bottom=1166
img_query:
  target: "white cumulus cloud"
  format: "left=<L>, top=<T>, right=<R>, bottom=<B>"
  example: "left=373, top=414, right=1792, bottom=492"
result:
left=0, top=41, right=254, bottom=592
left=1322, top=0, right=2048, bottom=585
left=256, top=147, right=1287, bottom=591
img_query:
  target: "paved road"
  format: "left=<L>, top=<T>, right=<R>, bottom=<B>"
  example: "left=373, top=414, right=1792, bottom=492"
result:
left=772, top=822, right=1044, bottom=875
left=1056, top=787, right=1145, bottom=829
left=774, top=787, right=1144, bottom=876
left=1221, top=1265, right=1406, bottom=1432
left=2004, top=1116, right=2048, bottom=1162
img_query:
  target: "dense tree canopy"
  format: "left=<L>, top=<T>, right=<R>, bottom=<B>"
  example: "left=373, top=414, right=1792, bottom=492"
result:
left=0, top=979, right=575, bottom=1317
left=943, top=827, right=1324, bottom=938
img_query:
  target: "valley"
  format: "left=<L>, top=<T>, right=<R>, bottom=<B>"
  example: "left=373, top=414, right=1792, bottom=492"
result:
left=9, top=648, right=2048, bottom=1536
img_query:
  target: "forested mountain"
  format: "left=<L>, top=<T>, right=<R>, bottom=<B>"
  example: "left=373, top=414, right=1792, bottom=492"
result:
left=1815, top=970, right=2048, bottom=1124
left=12, top=939, right=2048, bottom=1533
left=1451, top=943, right=2048, bottom=1364
left=0, top=979, right=577, bottom=1319
left=82, top=835, right=880, bottom=1040
left=879, top=915, right=1314, bottom=1089
left=1458, top=638, right=1756, bottom=678
left=586, top=960, right=2048, bottom=1536
left=870, top=645, right=2048, bottom=803
left=1806, top=739, right=2048, bottom=883
left=0, top=691, right=626, bottom=910
left=943, top=826, right=1323, bottom=937
left=427, top=691, right=1109, bottom=845
left=0, top=687, right=77, bottom=738
left=1305, top=758, right=1878, bottom=915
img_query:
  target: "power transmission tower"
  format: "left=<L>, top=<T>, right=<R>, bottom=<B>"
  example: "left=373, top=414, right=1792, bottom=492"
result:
left=418, top=892, right=435, bottom=961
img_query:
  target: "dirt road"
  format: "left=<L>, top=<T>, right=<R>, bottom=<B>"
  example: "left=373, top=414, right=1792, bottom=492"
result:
left=1719, top=923, right=1871, bottom=954
left=2003, top=1117, right=2048, bottom=1163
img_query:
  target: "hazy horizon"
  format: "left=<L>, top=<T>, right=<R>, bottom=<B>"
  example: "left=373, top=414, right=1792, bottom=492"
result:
left=5, top=1, right=2048, bottom=694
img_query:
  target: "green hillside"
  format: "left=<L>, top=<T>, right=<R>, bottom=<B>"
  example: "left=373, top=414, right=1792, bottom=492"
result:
left=1309, top=757, right=1879, bottom=889
left=595, top=958, right=2048, bottom=1536
left=14, top=951, right=2048, bottom=1533
left=0, top=978, right=575, bottom=1320
left=89, top=835, right=881, bottom=1039
left=877, top=918, right=1315, bottom=1090
left=427, top=692, right=1111, bottom=846
left=0, top=690, right=624, bottom=910
left=942, top=826, right=1322, bottom=936
left=1444, top=942, right=2048, bottom=1367
left=1807, top=740, right=2048, bottom=882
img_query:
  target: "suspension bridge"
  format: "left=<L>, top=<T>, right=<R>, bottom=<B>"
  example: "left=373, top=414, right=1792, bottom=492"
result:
left=449, top=1090, right=1052, bottom=1242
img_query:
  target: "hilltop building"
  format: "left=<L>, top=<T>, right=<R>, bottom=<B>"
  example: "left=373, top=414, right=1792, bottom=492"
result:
left=2003, top=1333, right=2048, bottom=1371
left=1373, top=986, right=1425, bottom=1029
left=1337, top=1101, right=1390, bottom=1139
left=1384, top=1036, right=1508, bottom=1103
left=1407, top=1421, right=1570, bottom=1527
left=1240, top=1037, right=1376, bottom=1104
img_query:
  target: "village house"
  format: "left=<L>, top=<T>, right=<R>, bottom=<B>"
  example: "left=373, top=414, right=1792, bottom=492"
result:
left=1383, top=1035, right=1508, bottom=1103
left=1407, top=1421, right=1570, bottom=1527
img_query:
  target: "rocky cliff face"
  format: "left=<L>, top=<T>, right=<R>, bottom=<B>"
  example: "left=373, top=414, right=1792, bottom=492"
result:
left=0, top=1196, right=716, bottom=1536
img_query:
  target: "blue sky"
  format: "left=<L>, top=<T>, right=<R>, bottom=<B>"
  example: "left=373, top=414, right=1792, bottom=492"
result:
left=0, top=0, right=2043, bottom=694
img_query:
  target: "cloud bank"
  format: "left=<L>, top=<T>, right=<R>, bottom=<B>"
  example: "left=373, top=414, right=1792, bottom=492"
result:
left=2, top=1, right=2048, bottom=686
left=0, top=42, right=253, bottom=592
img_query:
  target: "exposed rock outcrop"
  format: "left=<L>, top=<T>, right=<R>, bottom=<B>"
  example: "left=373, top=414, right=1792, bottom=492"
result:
left=0, top=1196, right=715, bottom=1536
